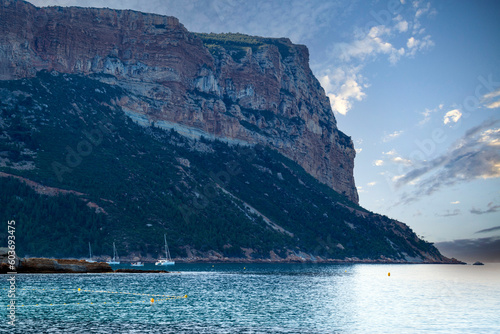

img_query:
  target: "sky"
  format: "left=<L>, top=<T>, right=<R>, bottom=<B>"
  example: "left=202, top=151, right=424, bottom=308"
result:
left=27, top=0, right=500, bottom=261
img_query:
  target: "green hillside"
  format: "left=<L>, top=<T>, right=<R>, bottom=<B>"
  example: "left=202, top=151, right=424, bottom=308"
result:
left=0, top=71, right=441, bottom=261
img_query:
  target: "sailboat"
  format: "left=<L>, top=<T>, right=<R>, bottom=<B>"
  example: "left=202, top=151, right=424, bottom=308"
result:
left=107, top=242, right=120, bottom=265
left=155, top=234, right=175, bottom=266
left=87, top=242, right=96, bottom=263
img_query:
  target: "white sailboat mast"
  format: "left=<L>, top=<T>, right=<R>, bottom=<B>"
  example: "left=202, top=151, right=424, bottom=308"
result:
left=164, top=234, right=171, bottom=260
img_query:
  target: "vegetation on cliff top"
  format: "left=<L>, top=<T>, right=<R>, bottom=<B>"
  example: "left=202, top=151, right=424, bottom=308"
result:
left=194, top=32, right=292, bottom=61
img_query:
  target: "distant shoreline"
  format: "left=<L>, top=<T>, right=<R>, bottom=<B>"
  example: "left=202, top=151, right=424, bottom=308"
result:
left=172, top=257, right=465, bottom=265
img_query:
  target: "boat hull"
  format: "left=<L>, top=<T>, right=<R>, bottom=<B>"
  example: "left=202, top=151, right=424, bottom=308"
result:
left=131, top=262, right=144, bottom=267
left=155, top=260, right=175, bottom=266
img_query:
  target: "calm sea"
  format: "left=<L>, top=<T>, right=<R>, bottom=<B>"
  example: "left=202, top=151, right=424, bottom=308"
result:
left=1, top=263, right=499, bottom=333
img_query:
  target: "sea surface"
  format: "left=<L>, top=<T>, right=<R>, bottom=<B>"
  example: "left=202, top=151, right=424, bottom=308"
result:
left=1, top=263, right=499, bottom=333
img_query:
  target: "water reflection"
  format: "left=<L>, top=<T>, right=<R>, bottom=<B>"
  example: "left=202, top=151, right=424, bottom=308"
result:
left=1, top=264, right=499, bottom=333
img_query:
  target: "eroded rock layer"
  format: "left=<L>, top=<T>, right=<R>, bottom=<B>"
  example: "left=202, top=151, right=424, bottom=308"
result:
left=0, top=0, right=358, bottom=203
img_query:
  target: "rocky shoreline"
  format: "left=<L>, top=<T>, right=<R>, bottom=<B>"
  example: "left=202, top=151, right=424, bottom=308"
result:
left=0, top=257, right=170, bottom=274
left=0, top=246, right=465, bottom=273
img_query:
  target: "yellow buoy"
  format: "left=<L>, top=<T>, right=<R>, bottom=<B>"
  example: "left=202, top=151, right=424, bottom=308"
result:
left=184, top=295, right=188, bottom=298
left=388, top=272, right=391, bottom=277
left=78, top=288, right=81, bottom=292
left=150, top=298, right=154, bottom=303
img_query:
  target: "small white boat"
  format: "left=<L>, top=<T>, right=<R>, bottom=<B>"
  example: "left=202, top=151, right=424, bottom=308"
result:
left=130, top=262, right=144, bottom=267
left=155, top=234, right=175, bottom=266
left=107, top=242, right=120, bottom=265
left=155, top=258, right=175, bottom=266
left=87, top=242, right=96, bottom=263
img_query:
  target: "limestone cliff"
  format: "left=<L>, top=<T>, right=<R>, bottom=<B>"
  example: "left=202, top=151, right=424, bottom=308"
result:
left=0, top=0, right=358, bottom=203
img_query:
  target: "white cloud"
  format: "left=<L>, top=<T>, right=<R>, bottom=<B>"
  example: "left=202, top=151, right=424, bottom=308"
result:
left=406, top=35, right=434, bottom=56
left=335, top=26, right=395, bottom=63
left=389, top=48, right=406, bottom=64
left=382, top=130, right=404, bottom=142
left=392, top=174, right=405, bottom=182
left=479, top=128, right=500, bottom=146
left=316, top=1, right=436, bottom=115
left=355, top=138, right=363, bottom=153
left=486, top=100, right=500, bottom=109
left=451, top=201, right=460, bottom=204
left=415, top=2, right=431, bottom=18
left=333, top=24, right=409, bottom=66
left=367, top=181, right=377, bottom=187
left=412, top=1, right=435, bottom=35
left=482, top=88, right=500, bottom=100
left=320, top=67, right=366, bottom=115
left=443, top=109, right=462, bottom=124
left=395, top=19, right=409, bottom=33
left=392, top=156, right=412, bottom=166
left=407, top=37, right=417, bottom=48
left=419, top=108, right=433, bottom=125
left=482, top=88, right=500, bottom=109
left=419, top=103, right=444, bottom=125
left=319, top=1, right=436, bottom=114
left=376, top=149, right=413, bottom=169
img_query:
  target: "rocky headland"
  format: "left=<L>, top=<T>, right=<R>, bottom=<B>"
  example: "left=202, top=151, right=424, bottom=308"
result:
left=0, top=1, right=463, bottom=264
left=0, top=0, right=357, bottom=202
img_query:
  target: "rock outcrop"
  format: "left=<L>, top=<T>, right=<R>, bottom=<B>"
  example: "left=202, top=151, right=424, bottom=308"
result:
left=2, top=258, right=113, bottom=273
left=0, top=247, right=19, bottom=272
left=0, top=0, right=358, bottom=203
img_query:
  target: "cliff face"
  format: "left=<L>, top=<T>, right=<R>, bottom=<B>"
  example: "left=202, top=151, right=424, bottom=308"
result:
left=0, top=0, right=358, bottom=203
left=0, top=66, right=454, bottom=263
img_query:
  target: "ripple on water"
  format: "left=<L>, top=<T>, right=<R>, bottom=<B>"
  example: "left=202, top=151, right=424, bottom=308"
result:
left=1, top=264, right=499, bottom=333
